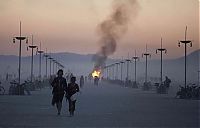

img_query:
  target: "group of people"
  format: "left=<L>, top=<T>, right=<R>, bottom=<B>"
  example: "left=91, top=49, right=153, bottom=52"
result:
left=51, top=69, right=80, bottom=116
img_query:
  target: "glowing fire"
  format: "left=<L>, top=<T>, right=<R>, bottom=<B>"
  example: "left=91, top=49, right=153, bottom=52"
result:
left=92, top=70, right=101, bottom=78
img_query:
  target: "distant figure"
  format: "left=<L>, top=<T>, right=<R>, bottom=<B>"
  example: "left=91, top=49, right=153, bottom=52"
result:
left=164, top=76, right=171, bottom=88
left=94, top=76, right=99, bottom=86
left=66, top=77, right=79, bottom=116
left=84, top=76, right=87, bottom=82
left=80, top=75, right=84, bottom=88
left=22, top=81, right=31, bottom=95
left=88, top=74, right=92, bottom=82
left=51, top=69, right=67, bottom=115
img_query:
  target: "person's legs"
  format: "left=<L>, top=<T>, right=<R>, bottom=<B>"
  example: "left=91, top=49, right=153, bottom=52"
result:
left=72, top=100, right=76, bottom=116
left=56, top=101, right=62, bottom=115
left=56, top=94, right=64, bottom=115
left=68, top=99, right=73, bottom=116
left=52, top=94, right=57, bottom=106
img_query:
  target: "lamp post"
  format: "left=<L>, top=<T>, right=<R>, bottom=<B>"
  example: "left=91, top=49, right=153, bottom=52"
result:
left=28, top=35, right=38, bottom=83
left=125, top=59, right=131, bottom=81
left=156, top=38, right=167, bottom=85
left=12, top=21, right=28, bottom=85
left=178, top=26, right=192, bottom=88
left=132, top=50, right=139, bottom=83
left=115, top=63, right=120, bottom=80
left=198, top=71, right=200, bottom=86
left=142, top=44, right=151, bottom=84
left=43, top=50, right=49, bottom=79
left=52, top=59, right=56, bottom=75
left=112, top=64, right=115, bottom=80
left=48, top=56, right=53, bottom=78
left=37, top=42, right=44, bottom=82
left=105, top=65, right=108, bottom=79
left=107, top=65, right=111, bottom=80
left=120, top=60, right=125, bottom=82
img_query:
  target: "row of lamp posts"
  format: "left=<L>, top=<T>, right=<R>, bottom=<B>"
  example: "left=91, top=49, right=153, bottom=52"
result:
left=12, top=21, right=65, bottom=86
left=103, top=26, right=193, bottom=88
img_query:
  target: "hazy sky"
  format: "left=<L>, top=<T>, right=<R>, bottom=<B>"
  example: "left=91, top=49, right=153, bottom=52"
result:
left=0, top=0, right=199, bottom=59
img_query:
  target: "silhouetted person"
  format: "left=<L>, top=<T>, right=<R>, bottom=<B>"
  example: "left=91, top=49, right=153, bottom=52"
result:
left=51, top=69, right=67, bottom=115
left=66, top=76, right=79, bottom=116
left=22, top=81, right=31, bottom=95
left=80, top=75, right=84, bottom=88
left=85, top=76, right=87, bottom=82
left=164, top=76, right=171, bottom=88
left=94, top=76, right=99, bottom=86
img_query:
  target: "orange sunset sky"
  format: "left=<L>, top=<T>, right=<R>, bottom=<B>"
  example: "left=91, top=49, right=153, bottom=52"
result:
left=0, top=0, right=199, bottom=59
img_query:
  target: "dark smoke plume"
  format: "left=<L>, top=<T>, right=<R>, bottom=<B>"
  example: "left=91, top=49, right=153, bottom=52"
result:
left=92, top=0, right=139, bottom=71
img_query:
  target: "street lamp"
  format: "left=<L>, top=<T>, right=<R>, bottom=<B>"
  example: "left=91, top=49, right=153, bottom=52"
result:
left=120, top=60, right=125, bottom=82
left=125, top=59, right=131, bottom=82
left=115, top=63, right=120, bottom=80
left=142, top=44, right=151, bottom=84
left=48, top=56, right=53, bottom=77
left=28, top=35, right=38, bottom=83
left=198, top=71, right=200, bottom=86
left=156, top=38, right=167, bottom=85
left=107, top=65, right=111, bottom=80
left=52, top=59, right=57, bottom=75
left=132, top=50, right=139, bottom=84
left=112, top=64, right=115, bottom=80
left=37, top=42, right=44, bottom=82
left=12, top=21, right=28, bottom=85
left=178, top=26, right=192, bottom=88
left=43, top=50, right=49, bottom=78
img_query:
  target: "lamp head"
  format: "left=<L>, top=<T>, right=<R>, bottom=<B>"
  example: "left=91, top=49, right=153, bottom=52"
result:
left=178, top=41, right=181, bottom=47
left=13, top=38, right=15, bottom=43
left=26, top=38, right=28, bottom=44
left=190, top=42, right=192, bottom=47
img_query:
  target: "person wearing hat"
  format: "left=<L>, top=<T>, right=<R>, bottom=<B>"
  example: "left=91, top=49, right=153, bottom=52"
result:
left=51, top=69, right=67, bottom=115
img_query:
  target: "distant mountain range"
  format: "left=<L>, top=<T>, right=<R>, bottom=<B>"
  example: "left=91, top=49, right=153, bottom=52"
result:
left=0, top=50, right=199, bottom=83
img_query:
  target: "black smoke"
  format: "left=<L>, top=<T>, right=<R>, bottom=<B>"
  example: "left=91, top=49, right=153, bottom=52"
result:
left=92, top=0, right=139, bottom=71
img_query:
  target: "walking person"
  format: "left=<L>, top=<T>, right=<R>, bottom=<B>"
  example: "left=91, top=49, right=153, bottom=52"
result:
left=80, top=75, right=84, bottom=88
left=66, top=76, right=79, bottom=116
left=51, top=69, right=67, bottom=115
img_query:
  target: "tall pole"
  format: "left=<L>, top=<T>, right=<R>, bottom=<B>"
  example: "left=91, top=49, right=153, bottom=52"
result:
left=52, top=60, right=56, bottom=75
left=53, top=60, right=55, bottom=75
left=142, top=44, right=151, bottom=83
left=115, top=63, right=120, bottom=80
left=37, top=42, right=44, bottom=81
left=110, top=64, right=114, bottom=80
left=43, top=49, right=49, bottom=78
left=198, top=71, right=200, bottom=86
left=120, top=60, right=124, bottom=81
left=156, top=38, right=167, bottom=84
left=13, top=21, right=28, bottom=85
left=126, top=59, right=131, bottom=81
left=132, top=50, right=139, bottom=83
left=178, top=26, right=192, bottom=88
left=109, top=65, right=111, bottom=79
left=113, top=64, right=115, bottom=80
left=19, top=22, right=22, bottom=84
left=56, top=61, right=58, bottom=71
left=106, top=66, right=109, bottom=79
left=48, top=56, right=53, bottom=78
left=28, top=35, right=37, bottom=83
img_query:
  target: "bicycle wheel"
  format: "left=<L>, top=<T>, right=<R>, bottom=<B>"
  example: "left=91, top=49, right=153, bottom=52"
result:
left=0, top=86, right=5, bottom=95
